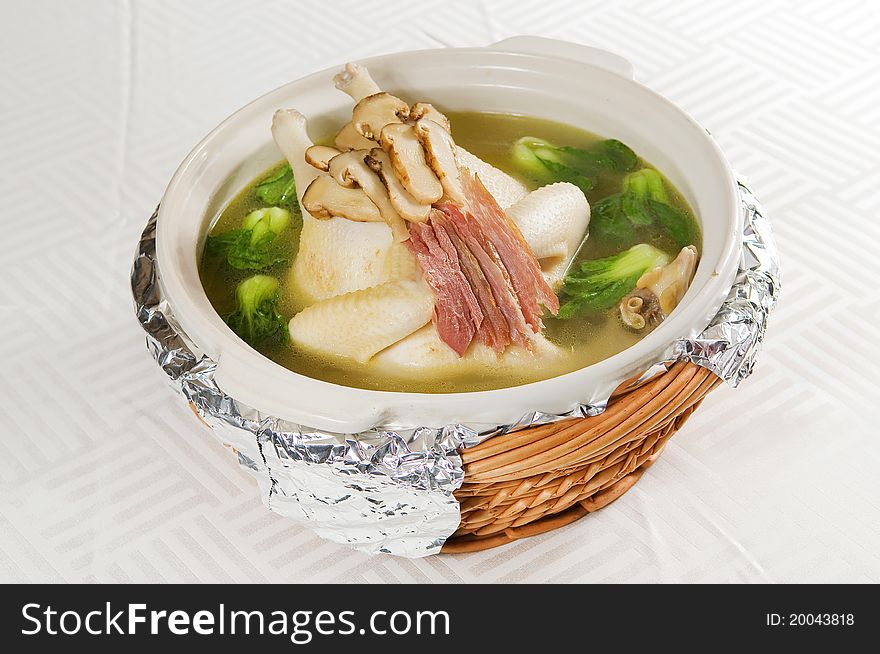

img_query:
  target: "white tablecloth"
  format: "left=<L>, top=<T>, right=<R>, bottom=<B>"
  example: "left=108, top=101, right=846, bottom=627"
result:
left=1, top=0, right=879, bottom=583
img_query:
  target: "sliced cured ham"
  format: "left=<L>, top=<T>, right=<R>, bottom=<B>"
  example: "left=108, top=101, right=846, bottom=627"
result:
left=435, top=204, right=532, bottom=350
left=435, top=215, right=509, bottom=354
left=460, top=172, right=559, bottom=328
left=406, top=220, right=482, bottom=356
left=407, top=174, right=561, bottom=357
left=454, top=147, right=528, bottom=208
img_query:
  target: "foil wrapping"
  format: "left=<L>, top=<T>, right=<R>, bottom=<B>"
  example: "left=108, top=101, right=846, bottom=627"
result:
left=131, top=177, right=779, bottom=557
left=674, top=179, right=780, bottom=385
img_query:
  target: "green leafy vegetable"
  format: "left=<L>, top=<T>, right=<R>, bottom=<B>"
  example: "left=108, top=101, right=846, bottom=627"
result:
left=511, top=137, right=563, bottom=183
left=556, top=244, right=670, bottom=319
left=205, top=229, right=247, bottom=257
left=534, top=154, right=593, bottom=194
left=225, top=231, right=286, bottom=270
left=590, top=169, right=695, bottom=248
left=647, top=199, right=694, bottom=249
left=255, top=164, right=297, bottom=205
left=511, top=136, right=637, bottom=190
left=225, top=275, right=287, bottom=346
left=206, top=207, right=291, bottom=270
left=622, top=168, right=667, bottom=203
left=591, top=195, right=636, bottom=243
left=560, top=139, right=638, bottom=173
left=242, top=206, right=290, bottom=245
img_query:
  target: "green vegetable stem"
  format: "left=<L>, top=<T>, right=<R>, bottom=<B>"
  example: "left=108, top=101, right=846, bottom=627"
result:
left=556, top=243, right=670, bottom=319
left=622, top=168, right=668, bottom=203
left=243, top=207, right=291, bottom=244
left=225, top=275, right=287, bottom=346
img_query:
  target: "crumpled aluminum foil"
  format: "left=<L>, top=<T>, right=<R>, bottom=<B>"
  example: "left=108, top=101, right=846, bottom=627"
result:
left=131, top=176, right=779, bottom=557
left=674, top=180, right=780, bottom=385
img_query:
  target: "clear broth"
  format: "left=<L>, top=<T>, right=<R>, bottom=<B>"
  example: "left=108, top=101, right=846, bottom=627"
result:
left=199, top=112, right=701, bottom=393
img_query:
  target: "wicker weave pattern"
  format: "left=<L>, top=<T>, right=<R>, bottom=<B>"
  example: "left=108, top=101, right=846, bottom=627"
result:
left=443, top=362, right=720, bottom=553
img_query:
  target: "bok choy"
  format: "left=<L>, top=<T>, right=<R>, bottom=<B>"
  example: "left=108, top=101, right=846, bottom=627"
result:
left=206, top=207, right=291, bottom=270
left=590, top=169, right=696, bottom=248
left=511, top=137, right=638, bottom=194
left=556, top=243, right=670, bottom=319
left=225, top=274, right=287, bottom=346
left=254, top=164, right=298, bottom=205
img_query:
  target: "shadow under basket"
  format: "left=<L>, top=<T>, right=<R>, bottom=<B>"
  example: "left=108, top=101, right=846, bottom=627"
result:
left=442, top=361, right=720, bottom=553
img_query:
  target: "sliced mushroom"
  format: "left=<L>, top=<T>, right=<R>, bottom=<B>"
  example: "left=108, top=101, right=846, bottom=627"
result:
left=409, top=102, right=451, bottom=133
left=619, top=246, right=698, bottom=331
left=333, top=62, right=381, bottom=102
left=304, top=145, right=341, bottom=171
left=365, top=148, right=430, bottom=223
left=328, top=150, right=368, bottom=188
left=378, top=123, right=443, bottom=204
left=301, top=174, right=382, bottom=222
left=414, top=118, right=465, bottom=205
left=636, top=245, right=698, bottom=315
left=619, top=288, right=663, bottom=331
left=334, top=122, right=375, bottom=151
left=328, top=150, right=409, bottom=242
left=352, top=92, right=410, bottom=140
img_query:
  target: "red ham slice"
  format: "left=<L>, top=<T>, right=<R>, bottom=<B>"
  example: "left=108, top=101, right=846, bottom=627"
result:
left=435, top=204, right=531, bottom=350
left=432, top=210, right=512, bottom=353
left=405, top=169, right=559, bottom=357
left=460, top=172, right=559, bottom=328
left=405, top=221, right=482, bottom=356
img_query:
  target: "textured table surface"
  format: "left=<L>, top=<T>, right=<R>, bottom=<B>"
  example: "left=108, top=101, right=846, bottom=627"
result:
left=1, top=0, right=879, bottom=583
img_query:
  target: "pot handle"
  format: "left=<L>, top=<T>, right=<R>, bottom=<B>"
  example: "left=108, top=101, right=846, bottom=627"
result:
left=487, top=36, right=634, bottom=79
left=213, top=346, right=389, bottom=433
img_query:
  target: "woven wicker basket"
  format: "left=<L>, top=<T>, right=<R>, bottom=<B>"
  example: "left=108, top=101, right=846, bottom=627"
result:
left=442, top=361, right=720, bottom=553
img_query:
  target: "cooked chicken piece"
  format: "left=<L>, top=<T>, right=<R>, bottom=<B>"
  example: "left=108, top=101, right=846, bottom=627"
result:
left=455, top=147, right=528, bottom=209
left=289, top=279, right=434, bottom=364
left=505, top=182, right=591, bottom=289
left=270, top=109, right=322, bottom=206
left=332, top=62, right=381, bottom=102
left=372, top=325, right=562, bottom=371
left=272, top=109, right=392, bottom=304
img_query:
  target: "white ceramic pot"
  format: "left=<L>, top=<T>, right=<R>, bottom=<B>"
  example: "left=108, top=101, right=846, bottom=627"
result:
left=156, top=36, right=742, bottom=433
